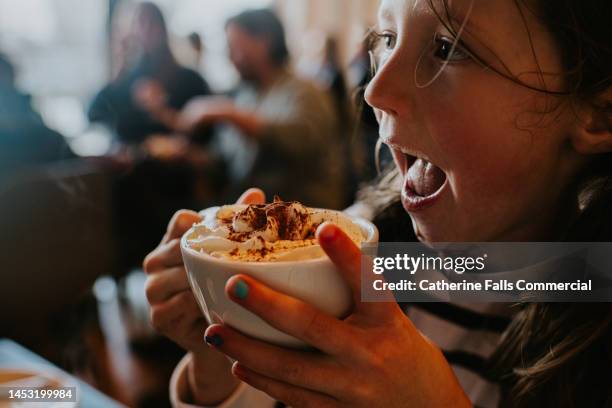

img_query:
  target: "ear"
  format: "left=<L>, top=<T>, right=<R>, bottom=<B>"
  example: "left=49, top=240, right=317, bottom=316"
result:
left=571, top=95, right=612, bottom=155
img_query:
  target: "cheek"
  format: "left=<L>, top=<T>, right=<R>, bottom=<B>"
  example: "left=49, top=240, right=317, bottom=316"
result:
left=423, top=81, right=548, bottom=205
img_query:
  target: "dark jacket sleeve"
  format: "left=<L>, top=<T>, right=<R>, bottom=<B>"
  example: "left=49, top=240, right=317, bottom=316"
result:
left=87, top=85, right=120, bottom=127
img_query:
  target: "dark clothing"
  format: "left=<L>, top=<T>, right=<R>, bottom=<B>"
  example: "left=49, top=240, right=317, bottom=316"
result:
left=0, top=86, right=73, bottom=179
left=88, top=61, right=210, bottom=143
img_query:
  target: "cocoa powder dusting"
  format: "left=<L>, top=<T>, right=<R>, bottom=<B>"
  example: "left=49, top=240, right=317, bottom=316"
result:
left=245, top=236, right=270, bottom=260
left=227, top=197, right=309, bottom=242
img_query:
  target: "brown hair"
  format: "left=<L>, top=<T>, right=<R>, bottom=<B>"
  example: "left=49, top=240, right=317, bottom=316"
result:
left=225, top=9, right=290, bottom=66
left=364, top=0, right=612, bottom=405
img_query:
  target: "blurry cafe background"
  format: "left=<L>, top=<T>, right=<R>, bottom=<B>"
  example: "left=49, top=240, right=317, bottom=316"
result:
left=0, top=0, right=389, bottom=406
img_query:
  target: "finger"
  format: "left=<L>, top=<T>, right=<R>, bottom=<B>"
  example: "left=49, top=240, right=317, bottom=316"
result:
left=317, top=222, right=396, bottom=317
left=224, top=275, right=358, bottom=357
left=183, top=317, right=209, bottom=350
left=203, top=324, right=346, bottom=396
left=143, top=239, right=182, bottom=273
left=232, top=362, right=338, bottom=408
left=145, top=266, right=190, bottom=304
left=236, top=188, right=265, bottom=205
left=161, top=210, right=201, bottom=245
left=150, top=290, right=201, bottom=334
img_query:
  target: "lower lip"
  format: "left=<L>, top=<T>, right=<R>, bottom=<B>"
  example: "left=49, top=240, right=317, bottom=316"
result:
left=401, top=176, right=447, bottom=212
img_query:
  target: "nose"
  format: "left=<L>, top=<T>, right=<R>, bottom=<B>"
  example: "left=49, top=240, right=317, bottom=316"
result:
left=364, top=47, right=412, bottom=119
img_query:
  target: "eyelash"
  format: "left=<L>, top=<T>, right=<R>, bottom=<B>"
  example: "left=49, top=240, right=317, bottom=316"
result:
left=369, top=30, right=471, bottom=64
left=380, top=32, right=397, bottom=49
left=432, top=35, right=470, bottom=62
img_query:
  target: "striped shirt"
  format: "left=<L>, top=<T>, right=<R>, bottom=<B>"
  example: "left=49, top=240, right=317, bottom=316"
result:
left=404, top=301, right=512, bottom=407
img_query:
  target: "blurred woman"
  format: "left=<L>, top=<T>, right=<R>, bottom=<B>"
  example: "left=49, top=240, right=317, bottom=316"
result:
left=89, top=2, right=213, bottom=272
left=88, top=2, right=210, bottom=144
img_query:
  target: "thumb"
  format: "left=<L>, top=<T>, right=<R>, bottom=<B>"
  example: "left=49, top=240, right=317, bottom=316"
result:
left=317, top=223, right=396, bottom=318
left=161, top=209, right=202, bottom=245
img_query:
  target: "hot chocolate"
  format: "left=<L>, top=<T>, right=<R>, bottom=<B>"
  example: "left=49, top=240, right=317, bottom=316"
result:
left=185, top=197, right=365, bottom=262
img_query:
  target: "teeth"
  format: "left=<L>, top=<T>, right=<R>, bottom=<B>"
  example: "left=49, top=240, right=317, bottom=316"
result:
left=402, top=150, right=425, bottom=163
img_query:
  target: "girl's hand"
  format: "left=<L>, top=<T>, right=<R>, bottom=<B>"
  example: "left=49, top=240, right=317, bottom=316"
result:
left=143, top=188, right=266, bottom=352
left=204, top=223, right=471, bottom=408
left=143, top=208, right=205, bottom=352
left=143, top=188, right=266, bottom=405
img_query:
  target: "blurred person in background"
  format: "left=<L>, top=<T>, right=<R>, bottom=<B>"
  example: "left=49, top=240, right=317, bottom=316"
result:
left=87, top=2, right=214, bottom=272
left=88, top=1, right=210, bottom=146
left=316, top=35, right=358, bottom=205
left=186, top=32, right=204, bottom=72
left=313, top=36, right=350, bottom=126
left=0, top=53, right=73, bottom=181
left=142, top=9, right=346, bottom=210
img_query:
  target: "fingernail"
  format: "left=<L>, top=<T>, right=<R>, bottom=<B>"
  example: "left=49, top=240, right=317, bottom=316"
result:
left=205, top=334, right=223, bottom=347
left=232, top=279, right=249, bottom=299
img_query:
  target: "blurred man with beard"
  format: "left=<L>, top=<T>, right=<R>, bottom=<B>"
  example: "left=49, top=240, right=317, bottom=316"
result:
left=145, top=9, right=346, bottom=209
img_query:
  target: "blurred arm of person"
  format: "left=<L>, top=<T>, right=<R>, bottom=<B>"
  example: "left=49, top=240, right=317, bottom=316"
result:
left=143, top=189, right=273, bottom=407
left=179, top=80, right=339, bottom=154
left=177, top=97, right=263, bottom=137
left=132, top=79, right=181, bottom=130
left=131, top=69, right=213, bottom=130
left=133, top=86, right=242, bottom=136
left=88, top=84, right=120, bottom=129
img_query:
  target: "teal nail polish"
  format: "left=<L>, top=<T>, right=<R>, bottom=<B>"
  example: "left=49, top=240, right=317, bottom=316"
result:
left=205, top=334, right=223, bottom=347
left=233, top=279, right=249, bottom=299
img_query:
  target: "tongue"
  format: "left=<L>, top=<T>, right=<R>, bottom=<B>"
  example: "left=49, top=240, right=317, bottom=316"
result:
left=407, top=158, right=446, bottom=197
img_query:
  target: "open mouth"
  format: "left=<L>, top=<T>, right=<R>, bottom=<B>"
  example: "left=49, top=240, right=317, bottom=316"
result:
left=393, top=149, right=448, bottom=211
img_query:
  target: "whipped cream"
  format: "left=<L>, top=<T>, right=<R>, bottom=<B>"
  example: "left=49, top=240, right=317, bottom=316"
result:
left=185, top=199, right=365, bottom=262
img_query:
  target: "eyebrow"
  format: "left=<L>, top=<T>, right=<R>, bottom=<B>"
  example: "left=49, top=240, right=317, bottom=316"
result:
left=378, top=1, right=485, bottom=34
left=376, top=0, right=487, bottom=40
left=448, top=16, right=485, bottom=37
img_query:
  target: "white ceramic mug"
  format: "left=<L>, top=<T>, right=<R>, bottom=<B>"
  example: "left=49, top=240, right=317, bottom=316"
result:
left=181, top=209, right=378, bottom=348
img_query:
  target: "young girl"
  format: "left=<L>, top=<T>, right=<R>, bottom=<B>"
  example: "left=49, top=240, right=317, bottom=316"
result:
left=143, top=0, right=612, bottom=406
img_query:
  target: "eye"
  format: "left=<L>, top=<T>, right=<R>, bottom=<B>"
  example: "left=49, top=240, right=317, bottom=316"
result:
left=381, top=32, right=397, bottom=50
left=433, top=35, right=469, bottom=62
left=368, top=30, right=397, bottom=53
left=368, top=30, right=397, bottom=73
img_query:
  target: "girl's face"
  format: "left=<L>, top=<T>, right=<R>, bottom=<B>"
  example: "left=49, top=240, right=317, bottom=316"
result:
left=365, top=0, right=586, bottom=242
